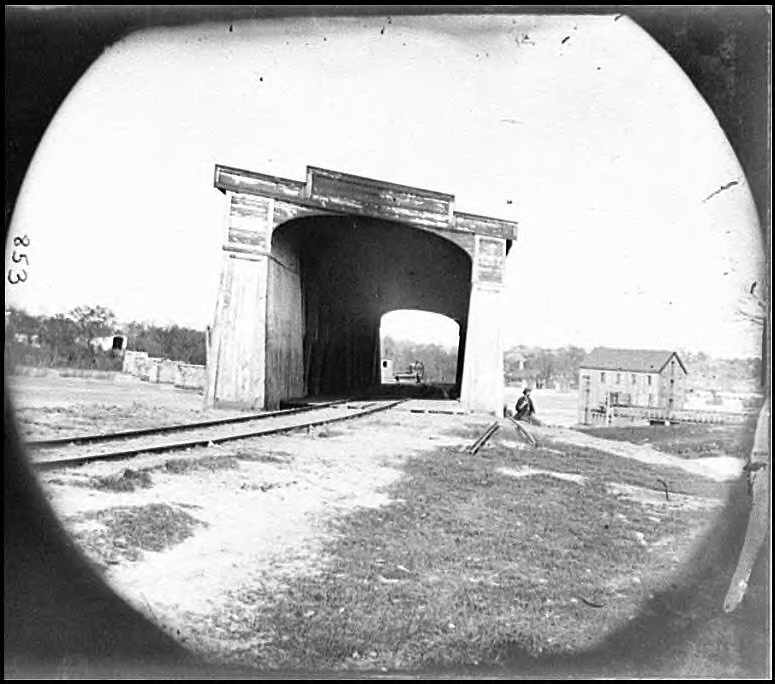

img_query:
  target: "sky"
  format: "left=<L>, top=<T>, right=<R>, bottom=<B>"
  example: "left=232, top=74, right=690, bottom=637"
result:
left=6, top=13, right=765, bottom=358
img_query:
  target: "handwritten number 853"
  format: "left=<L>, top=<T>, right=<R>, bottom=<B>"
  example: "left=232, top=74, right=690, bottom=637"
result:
left=8, top=235, right=30, bottom=284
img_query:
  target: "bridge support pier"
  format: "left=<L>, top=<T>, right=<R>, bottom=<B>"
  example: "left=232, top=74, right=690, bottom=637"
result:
left=205, top=193, right=275, bottom=410
left=460, top=236, right=507, bottom=415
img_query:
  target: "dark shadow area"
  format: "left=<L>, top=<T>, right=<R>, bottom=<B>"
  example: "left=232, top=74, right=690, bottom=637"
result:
left=272, top=215, right=471, bottom=399
left=279, top=383, right=459, bottom=409
left=374, top=382, right=459, bottom=400
left=3, top=395, right=195, bottom=677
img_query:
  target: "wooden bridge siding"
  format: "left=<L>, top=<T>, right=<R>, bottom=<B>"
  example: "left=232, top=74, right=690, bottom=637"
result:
left=208, top=252, right=268, bottom=409
left=308, top=168, right=453, bottom=231
left=455, top=212, right=518, bottom=241
left=265, top=229, right=305, bottom=408
left=215, top=164, right=518, bottom=253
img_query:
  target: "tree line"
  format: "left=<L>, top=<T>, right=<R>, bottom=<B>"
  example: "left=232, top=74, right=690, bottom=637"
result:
left=504, top=346, right=761, bottom=392
left=504, top=345, right=588, bottom=389
left=5, top=305, right=206, bottom=371
left=380, top=339, right=602, bottom=388
left=7, top=305, right=759, bottom=389
left=380, top=340, right=591, bottom=388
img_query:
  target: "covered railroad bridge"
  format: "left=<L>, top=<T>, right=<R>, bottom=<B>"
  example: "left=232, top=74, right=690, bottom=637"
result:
left=205, top=164, right=518, bottom=415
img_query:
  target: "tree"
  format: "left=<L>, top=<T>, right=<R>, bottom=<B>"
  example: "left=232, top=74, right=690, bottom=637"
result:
left=159, top=325, right=207, bottom=365
left=5, top=304, right=208, bottom=371
left=68, top=305, right=117, bottom=344
left=4, top=306, right=42, bottom=343
left=125, top=321, right=206, bottom=365
left=505, top=345, right=588, bottom=388
left=534, top=349, right=555, bottom=388
left=38, top=314, right=80, bottom=364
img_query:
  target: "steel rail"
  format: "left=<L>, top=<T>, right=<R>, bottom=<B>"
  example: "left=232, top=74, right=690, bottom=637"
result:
left=32, top=399, right=406, bottom=470
left=26, top=398, right=351, bottom=449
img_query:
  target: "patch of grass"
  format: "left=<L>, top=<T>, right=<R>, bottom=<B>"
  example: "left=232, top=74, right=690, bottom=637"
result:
left=162, top=453, right=239, bottom=474
left=69, top=503, right=207, bottom=567
left=16, top=401, right=208, bottom=440
left=578, top=418, right=757, bottom=460
left=233, top=450, right=293, bottom=464
left=89, top=468, right=153, bottom=492
left=512, top=439, right=732, bottom=500
left=190, top=428, right=722, bottom=672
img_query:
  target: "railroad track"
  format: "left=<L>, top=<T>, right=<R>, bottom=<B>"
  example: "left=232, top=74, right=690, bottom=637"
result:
left=29, top=399, right=405, bottom=470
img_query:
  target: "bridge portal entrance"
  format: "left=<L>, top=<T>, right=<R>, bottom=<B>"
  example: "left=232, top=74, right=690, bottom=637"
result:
left=380, top=310, right=461, bottom=391
left=205, top=164, right=517, bottom=415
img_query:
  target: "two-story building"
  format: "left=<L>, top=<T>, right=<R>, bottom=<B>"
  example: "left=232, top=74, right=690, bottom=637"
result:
left=578, top=347, right=687, bottom=425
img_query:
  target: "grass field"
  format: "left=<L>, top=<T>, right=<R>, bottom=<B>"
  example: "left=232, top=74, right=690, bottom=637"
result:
left=504, top=388, right=578, bottom=426
left=579, top=418, right=758, bottom=460
left=8, top=375, right=244, bottom=440
left=14, top=376, right=764, bottom=676
left=180, top=423, right=741, bottom=673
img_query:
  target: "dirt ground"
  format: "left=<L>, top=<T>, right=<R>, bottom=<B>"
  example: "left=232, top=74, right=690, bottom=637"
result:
left=8, top=375, right=246, bottom=440
left=12, top=376, right=764, bottom=675
left=38, top=410, right=476, bottom=655
left=503, top=387, right=580, bottom=427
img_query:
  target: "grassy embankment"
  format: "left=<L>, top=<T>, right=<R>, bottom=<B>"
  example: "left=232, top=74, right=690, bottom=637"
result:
left=180, top=421, right=750, bottom=673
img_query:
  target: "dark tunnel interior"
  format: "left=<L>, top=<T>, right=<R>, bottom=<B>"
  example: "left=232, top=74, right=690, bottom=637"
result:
left=270, top=215, right=472, bottom=398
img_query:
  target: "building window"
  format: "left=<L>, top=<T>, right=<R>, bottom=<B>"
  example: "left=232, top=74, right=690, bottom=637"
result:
left=600, top=372, right=606, bottom=383
left=631, top=373, right=637, bottom=385
left=648, top=394, right=654, bottom=406
left=616, top=373, right=621, bottom=384
left=647, top=375, right=652, bottom=386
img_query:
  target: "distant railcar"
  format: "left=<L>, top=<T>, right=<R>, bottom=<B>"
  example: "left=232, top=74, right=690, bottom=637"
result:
left=394, top=361, right=425, bottom=383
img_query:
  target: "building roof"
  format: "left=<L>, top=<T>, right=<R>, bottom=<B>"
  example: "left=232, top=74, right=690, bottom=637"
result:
left=580, top=347, right=687, bottom=374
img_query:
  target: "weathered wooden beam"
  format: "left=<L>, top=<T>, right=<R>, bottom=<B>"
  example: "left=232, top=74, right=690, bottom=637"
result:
left=213, top=164, right=518, bottom=241
left=215, top=164, right=305, bottom=201
left=455, top=210, right=518, bottom=241
left=306, top=165, right=454, bottom=229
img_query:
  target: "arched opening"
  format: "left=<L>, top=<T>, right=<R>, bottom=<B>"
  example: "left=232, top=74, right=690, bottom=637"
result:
left=268, top=215, right=471, bottom=404
left=379, top=310, right=461, bottom=398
